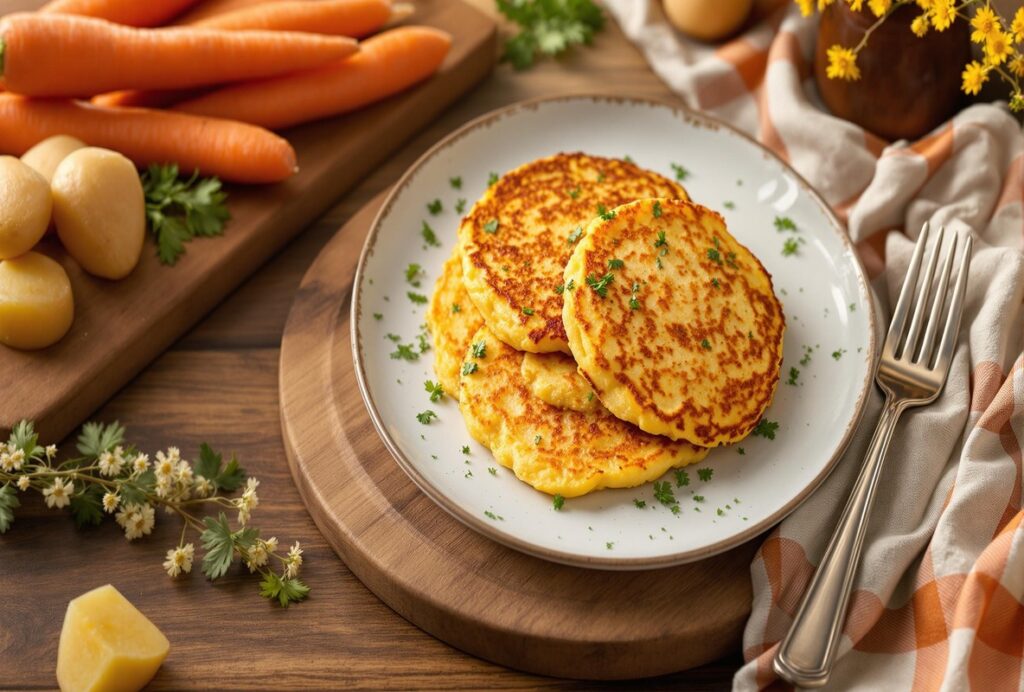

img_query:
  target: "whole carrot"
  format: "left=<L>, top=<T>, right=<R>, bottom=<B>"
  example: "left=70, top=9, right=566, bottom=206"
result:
left=0, top=13, right=359, bottom=98
left=93, top=88, right=208, bottom=109
left=194, top=0, right=392, bottom=35
left=173, top=0, right=268, bottom=25
left=40, top=0, right=203, bottom=27
left=174, top=26, right=451, bottom=130
left=0, top=95, right=296, bottom=184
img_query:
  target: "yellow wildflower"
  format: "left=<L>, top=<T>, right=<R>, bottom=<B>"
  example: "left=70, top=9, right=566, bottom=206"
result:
left=797, top=0, right=814, bottom=17
left=868, top=0, right=891, bottom=17
left=826, top=44, right=861, bottom=80
left=1009, top=53, right=1024, bottom=77
left=930, top=0, right=956, bottom=31
left=849, top=0, right=864, bottom=11
left=970, top=5, right=1000, bottom=44
left=1010, top=91, right=1024, bottom=112
left=961, top=60, right=989, bottom=95
left=1012, top=8, right=1024, bottom=43
left=984, top=29, right=1012, bottom=66
left=911, top=13, right=930, bottom=37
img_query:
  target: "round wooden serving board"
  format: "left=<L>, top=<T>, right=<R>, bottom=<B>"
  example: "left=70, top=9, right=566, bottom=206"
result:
left=279, top=192, right=762, bottom=680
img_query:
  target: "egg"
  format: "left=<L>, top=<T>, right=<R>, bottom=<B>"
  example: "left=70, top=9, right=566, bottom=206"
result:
left=662, top=0, right=753, bottom=42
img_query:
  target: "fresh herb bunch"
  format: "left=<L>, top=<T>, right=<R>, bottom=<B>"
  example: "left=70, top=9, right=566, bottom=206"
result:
left=0, top=420, right=308, bottom=607
left=141, top=164, right=231, bottom=266
left=497, top=0, right=605, bottom=70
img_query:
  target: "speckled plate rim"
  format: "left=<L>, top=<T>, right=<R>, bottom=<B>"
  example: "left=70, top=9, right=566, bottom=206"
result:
left=350, top=94, right=878, bottom=570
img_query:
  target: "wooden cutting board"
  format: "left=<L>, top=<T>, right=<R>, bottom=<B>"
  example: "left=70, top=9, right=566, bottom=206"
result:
left=279, top=191, right=762, bottom=681
left=0, top=0, right=497, bottom=442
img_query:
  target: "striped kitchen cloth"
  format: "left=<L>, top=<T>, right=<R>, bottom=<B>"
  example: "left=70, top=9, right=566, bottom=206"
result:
left=602, top=1, right=1024, bottom=689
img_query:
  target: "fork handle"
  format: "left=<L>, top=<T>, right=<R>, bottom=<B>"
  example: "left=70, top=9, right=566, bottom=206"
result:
left=773, top=394, right=905, bottom=688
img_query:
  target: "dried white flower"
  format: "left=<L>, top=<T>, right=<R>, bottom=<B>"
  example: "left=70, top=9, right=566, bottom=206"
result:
left=193, top=476, right=214, bottom=497
left=97, top=449, right=125, bottom=477
left=43, top=479, right=73, bottom=509
left=284, top=541, right=303, bottom=579
left=102, top=492, right=119, bottom=513
left=163, top=543, right=195, bottom=577
left=45, top=444, right=58, bottom=460
left=16, top=475, right=30, bottom=491
left=133, top=453, right=150, bottom=473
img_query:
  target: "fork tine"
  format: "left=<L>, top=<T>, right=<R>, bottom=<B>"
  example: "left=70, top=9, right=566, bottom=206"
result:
left=916, top=231, right=956, bottom=367
left=884, top=222, right=930, bottom=356
left=933, top=234, right=972, bottom=377
left=901, top=225, right=945, bottom=360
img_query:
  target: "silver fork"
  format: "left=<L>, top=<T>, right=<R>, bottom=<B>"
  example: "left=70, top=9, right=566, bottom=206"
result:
left=773, top=222, right=973, bottom=688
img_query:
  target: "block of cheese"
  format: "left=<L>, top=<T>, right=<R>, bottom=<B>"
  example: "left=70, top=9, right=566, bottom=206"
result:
left=56, top=584, right=170, bottom=692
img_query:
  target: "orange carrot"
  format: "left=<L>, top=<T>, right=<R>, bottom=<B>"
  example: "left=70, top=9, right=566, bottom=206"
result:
left=174, top=26, right=451, bottom=130
left=193, top=0, right=391, bottom=35
left=39, top=0, right=203, bottom=27
left=172, top=0, right=269, bottom=25
left=0, top=95, right=296, bottom=183
left=0, top=13, right=359, bottom=98
left=92, top=88, right=208, bottom=109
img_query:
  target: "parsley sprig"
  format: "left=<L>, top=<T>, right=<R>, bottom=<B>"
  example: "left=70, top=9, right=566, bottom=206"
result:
left=498, top=0, right=605, bottom=70
left=141, top=164, right=230, bottom=266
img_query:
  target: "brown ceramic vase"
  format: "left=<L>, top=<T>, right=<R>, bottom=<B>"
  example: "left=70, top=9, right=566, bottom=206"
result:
left=815, top=2, right=971, bottom=141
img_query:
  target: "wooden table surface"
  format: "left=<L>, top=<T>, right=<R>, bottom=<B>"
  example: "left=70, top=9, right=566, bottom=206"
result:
left=1, top=4, right=745, bottom=689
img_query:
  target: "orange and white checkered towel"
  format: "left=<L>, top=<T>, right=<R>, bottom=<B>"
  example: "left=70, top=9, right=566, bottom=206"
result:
left=603, top=1, right=1024, bottom=689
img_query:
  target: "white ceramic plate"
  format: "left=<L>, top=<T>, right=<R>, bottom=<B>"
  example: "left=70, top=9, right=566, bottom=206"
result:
left=352, top=96, right=876, bottom=569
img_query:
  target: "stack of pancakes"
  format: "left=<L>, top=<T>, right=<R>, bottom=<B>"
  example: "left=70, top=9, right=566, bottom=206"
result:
left=426, top=153, right=784, bottom=498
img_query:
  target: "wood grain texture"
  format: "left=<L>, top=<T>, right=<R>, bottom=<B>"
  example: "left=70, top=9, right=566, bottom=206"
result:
left=0, top=1, right=748, bottom=687
left=0, top=0, right=498, bottom=444
left=280, top=192, right=760, bottom=680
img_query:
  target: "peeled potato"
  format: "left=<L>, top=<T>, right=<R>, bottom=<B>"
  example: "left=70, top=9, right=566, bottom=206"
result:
left=52, top=147, right=145, bottom=280
left=663, top=0, right=752, bottom=42
left=0, top=251, right=74, bottom=350
left=21, top=135, right=87, bottom=182
left=0, top=156, right=52, bottom=260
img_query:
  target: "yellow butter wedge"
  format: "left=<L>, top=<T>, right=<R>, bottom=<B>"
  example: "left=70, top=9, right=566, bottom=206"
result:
left=56, top=584, right=170, bottom=692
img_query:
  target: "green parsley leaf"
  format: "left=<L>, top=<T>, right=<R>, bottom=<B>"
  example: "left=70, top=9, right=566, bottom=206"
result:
left=421, top=221, right=440, bottom=247
left=717, top=508, right=725, bottom=516
left=697, top=467, right=713, bottom=482
left=599, top=206, right=616, bottom=221
left=427, top=199, right=443, bottom=215
left=585, top=272, right=614, bottom=298
left=634, top=499, right=647, bottom=509
left=449, top=176, right=462, bottom=189
left=707, top=247, right=723, bottom=265
left=76, top=421, right=124, bottom=459
left=0, top=484, right=19, bottom=534
left=385, top=333, right=401, bottom=342
left=554, top=283, right=566, bottom=295
left=711, top=278, right=720, bottom=289
left=725, top=251, right=738, bottom=269
left=195, top=443, right=244, bottom=492
left=405, top=263, right=423, bottom=287
left=652, top=200, right=662, bottom=218
left=483, top=218, right=500, bottom=234
left=568, top=186, right=581, bottom=199
left=653, top=481, right=677, bottom=506
left=484, top=509, right=503, bottom=520
left=832, top=349, right=847, bottom=360
left=670, top=163, right=690, bottom=181
left=141, top=165, right=230, bottom=266
left=607, top=258, right=624, bottom=270
left=407, top=291, right=428, bottom=305
left=693, top=495, right=705, bottom=503
left=606, top=541, right=614, bottom=550
left=424, top=380, right=445, bottom=402
left=701, top=338, right=712, bottom=350
left=752, top=419, right=779, bottom=440
left=455, top=198, right=467, bottom=214
left=461, top=361, right=478, bottom=375
left=738, top=447, right=746, bottom=455
left=567, top=225, right=584, bottom=244
left=488, top=172, right=499, bottom=186
left=629, top=296, right=641, bottom=310
left=724, top=201, right=735, bottom=209
left=674, top=469, right=690, bottom=487
left=200, top=512, right=239, bottom=580
left=451, top=303, right=461, bottom=313
left=416, top=410, right=437, bottom=425
left=533, top=434, right=542, bottom=444
left=654, top=230, right=667, bottom=248
left=553, top=494, right=565, bottom=511
left=259, top=572, right=310, bottom=608
left=391, top=344, right=419, bottom=361
left=373, top=312, right=383, bottom=320
left=565, top=278, right=576, bottom=291
left=471, top=341, right=486, bottom=358
left=522, top=306, right=534, bottom=315
left=461, top=445, right=471, bottom=454
left=782, top=237, right=801, bottom=256
left=488, top=467, right=497, bottom=476
left=774, top=216, right=797, bottom=231
left=787, top=367, right=800, bottom=386
left=69, top=483, right=104, bottom=528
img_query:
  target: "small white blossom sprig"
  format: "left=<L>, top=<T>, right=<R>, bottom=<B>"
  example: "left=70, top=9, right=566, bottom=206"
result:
left=0, top=420, right=309, bottom=607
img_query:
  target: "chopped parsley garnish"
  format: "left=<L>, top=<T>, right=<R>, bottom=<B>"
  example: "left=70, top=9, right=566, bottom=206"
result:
left=653, top=481, right=677, bottom=506
left=711, top=278, right=720, bottom=289
left=427, top=199, right=443, bottom=215
left=484, top=510, right=502, bottom=521
left=782, top=237, right=801, bottom=256
left=488, top=467, right=497, bottom=476
left=606, top=542, right=614, bottom=550
left=407, top=291, right=428, bottom=304
left=596, top=172, right=606, bottom=183
left=849, top=302, right=857, bottom=312
left=725, top=251, right=738, bottom=269
left=461, top=445, right=470, bottom=454
left=670, top=162, right=690, bottom=181
left=483, top=218, right=499, bottom=234
left=786, top=367, right=800, bottom=386
left=716, top=508, right=725, bottom=516
left=471, top=341, right=486, bottom=358
left=567, top=226, right=584, bottom=244
left=390, top=344, right=419, bottom=361
left=700, top=338, right=712, bottom=350
left=634, top=499, right=647, bottom=509
left=554, top=283, right=566, bottom=295
left=724, top=201, right=735, bottom=210
left=629, top=281, right=641, bottom=311
left=692, top=494, right=705, bottom=503
left=565, top=278, right=576, bottom=291
left=533, top=434, right=542, bottom=444
left=599, top=206, right=616, bottom=221
left=832, top=348, right=847, bottom=360
left=424, top=380, right=444, bottom=402
left=405, top=262, right=423, bottom=286
left=421, top=221, right=440, bottom=247
left=752, top=418, right=779, bottom=440
left=373, top=312, right=383, bottom=320
left=452, top=303, right=462, bottom=313
left=449, top=176, right=462, bottom=190
left=652, top=200, right=662, bottom=218
left=553, top=494, right=565, bottom=511
left=623, top=155, right=633, bottom=163
left=487, top=172, right=499, bottom=186
left=465, top=469, right=473, bottom=478
left=774, top=216, right=797, bottom=232
left=522, top=306, right=534, bottom=315
left=607, top=258, right=624, bottom=270
left=654, top=230, right=667, bottom=248
left=586, top=272, right=614, bottom=298
left=415, top=410, right=437, bottom=425
left=568, top=186, right=581, bottom=199
left=737, top=447, right=746, bottom=455
left=455, top=198, right=467, bottom=214
left=461, top=361, right=478, bottom=375
left=384, top=333, right=401, bottom=342
left=707, top=247, right=722, bottom=265
left=697, top=467, right=713, bottom=482
left=674, top=469, right=690, bottom=487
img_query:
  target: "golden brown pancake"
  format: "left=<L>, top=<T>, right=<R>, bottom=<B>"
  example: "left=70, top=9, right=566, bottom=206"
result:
left=425, top=248, right=485, bottom=400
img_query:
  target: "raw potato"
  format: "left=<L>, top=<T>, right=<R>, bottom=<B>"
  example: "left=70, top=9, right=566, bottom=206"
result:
left=662, top=0, right=752, bottom=42
left=0, top=155, right=52, bottom=259
left=57, top=584, right=170, bottom=692
left=51, top=147, right=145, bottom=280
left=21, top=134, right=86, bottom=182
left=0, top=252, right=74, bottom=350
